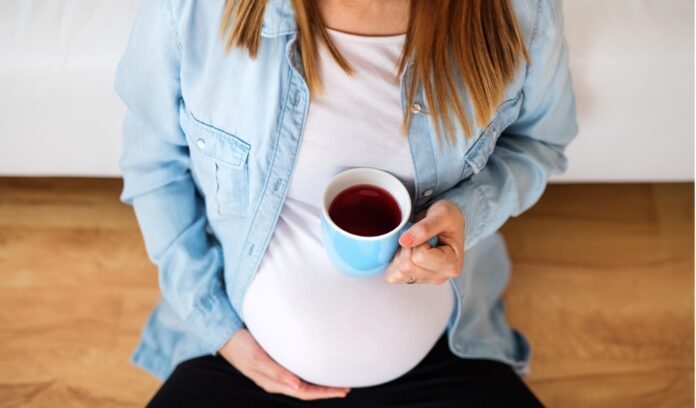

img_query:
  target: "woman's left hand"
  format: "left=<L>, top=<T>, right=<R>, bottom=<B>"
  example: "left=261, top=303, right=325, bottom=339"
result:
left=385, top=200, right=465, bottom=285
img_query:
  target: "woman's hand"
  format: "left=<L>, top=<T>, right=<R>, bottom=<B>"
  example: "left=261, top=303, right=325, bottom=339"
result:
left=219, top=329, right=351, bottom=400
left=386, top=199, right=465, bottom=285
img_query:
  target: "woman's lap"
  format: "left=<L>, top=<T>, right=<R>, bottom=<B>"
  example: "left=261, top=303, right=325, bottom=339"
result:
left=147, top=333, right=543, bottom=407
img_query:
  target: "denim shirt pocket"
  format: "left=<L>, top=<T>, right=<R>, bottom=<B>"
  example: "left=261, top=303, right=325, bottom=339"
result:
left=181, top=109, right=251, bottom=218
left=461, top=92, right=524, bottom=178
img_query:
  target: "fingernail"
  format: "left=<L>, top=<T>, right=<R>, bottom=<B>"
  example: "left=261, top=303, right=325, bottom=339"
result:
left=287, top=380, right=300, bottom=390
left=400, top=232, right=414, bottom=247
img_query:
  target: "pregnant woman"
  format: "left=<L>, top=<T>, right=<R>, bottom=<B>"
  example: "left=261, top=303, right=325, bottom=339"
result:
left=115, top=0, right=576, bottom=405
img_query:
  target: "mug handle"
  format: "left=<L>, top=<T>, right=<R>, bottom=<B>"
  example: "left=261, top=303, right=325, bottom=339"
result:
left=403, top=221, right=440, bottom=248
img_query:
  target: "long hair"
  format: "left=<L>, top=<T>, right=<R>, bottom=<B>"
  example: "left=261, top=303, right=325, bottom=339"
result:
left=220, top=0, right=529, bottom=146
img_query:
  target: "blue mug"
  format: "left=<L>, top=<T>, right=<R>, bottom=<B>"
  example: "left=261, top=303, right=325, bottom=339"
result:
left=321, top=167, right=438, bottom=278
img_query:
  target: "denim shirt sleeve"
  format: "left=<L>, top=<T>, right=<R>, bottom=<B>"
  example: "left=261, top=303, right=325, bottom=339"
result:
left=434, top=0, right=578, bottom=251
left=114, top=0, right=243, bottom=353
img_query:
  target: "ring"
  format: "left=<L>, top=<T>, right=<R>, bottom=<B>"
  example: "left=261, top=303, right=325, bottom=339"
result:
left=406, top=276, right=418, bottom=284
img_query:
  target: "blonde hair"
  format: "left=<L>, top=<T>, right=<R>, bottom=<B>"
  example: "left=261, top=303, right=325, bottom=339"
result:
left=220, top=0, right=529, bottom=145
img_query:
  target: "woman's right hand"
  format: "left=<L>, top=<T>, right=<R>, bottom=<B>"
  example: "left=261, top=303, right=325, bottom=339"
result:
left=219, top=328, right=351, bottom=401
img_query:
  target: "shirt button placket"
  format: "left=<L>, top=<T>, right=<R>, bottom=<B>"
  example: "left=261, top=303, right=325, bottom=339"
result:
left=409, top=100, right=434, bottom=206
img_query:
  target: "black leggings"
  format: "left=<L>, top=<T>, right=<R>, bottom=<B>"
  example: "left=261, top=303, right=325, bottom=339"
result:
left=148, top=332, right=544, bottom=407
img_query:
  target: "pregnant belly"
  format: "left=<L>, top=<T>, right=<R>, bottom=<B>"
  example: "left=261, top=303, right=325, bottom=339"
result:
left=241, top=237, right=456, bottom=388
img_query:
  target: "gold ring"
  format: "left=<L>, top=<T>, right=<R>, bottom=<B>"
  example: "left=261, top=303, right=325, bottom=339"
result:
left=406, top=276, right=418, bottom=284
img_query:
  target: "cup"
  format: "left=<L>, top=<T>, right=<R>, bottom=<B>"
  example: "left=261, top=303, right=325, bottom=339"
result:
left=320, top=167, right=437, bottom=278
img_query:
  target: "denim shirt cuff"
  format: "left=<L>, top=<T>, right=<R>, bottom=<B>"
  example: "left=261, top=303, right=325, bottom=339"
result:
left=186, top=292, right=245, bottom=354
left=434, top=178, right=490, bottom=252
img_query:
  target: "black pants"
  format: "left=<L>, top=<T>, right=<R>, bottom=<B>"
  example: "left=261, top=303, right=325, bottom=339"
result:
left=148, top=332, right=544, bottom=407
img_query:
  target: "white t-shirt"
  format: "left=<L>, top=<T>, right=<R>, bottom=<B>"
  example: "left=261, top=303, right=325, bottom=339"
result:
left=241, top=28, right=455, bottom=388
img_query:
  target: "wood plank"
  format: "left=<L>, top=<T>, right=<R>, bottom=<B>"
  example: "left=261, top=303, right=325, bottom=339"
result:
left=0, top=178, right=692, bottom=407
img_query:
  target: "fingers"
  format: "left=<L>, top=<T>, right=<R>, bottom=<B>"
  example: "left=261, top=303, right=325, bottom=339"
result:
left=400, top=199, right=466, bottom=250
left=222, top=329, right=351, bottom=401
left=253, top=350, right=350, bottom=400
left=257, top=374, right=350, bottom=401
left=385, top=245, right=448, bottom=284
left=295, top=381, right=351, bottom=400
left=410, top=244, right=461, bottom=278
left=390, top=200, right=465, bottom=284
left=253, top=359, right=302, bottom=392
left=399, top=206, right=450, bottom=248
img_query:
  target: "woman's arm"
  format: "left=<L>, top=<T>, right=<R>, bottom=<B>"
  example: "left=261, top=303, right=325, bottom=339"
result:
left=432, top=0, right=578, bottom=251
left=115, top=0, right=242, bottom=354
left=387, top=0, right=577, bottom=284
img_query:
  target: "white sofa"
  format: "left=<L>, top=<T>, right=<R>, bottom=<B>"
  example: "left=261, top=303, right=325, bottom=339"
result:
left=0, top=0, right=693, bottom=181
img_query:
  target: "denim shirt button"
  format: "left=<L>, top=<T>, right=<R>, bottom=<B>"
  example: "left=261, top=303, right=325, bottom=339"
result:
left=196, top=138, right=206, bottom=150
left=422, top=189, right=433, bottom=197
left=411, top=103, right=423, bottom=114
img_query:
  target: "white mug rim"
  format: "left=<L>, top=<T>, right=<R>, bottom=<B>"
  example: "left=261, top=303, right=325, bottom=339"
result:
left=321, top=167, right=412, bottom=241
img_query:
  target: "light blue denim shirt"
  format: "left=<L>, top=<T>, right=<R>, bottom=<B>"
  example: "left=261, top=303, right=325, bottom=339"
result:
left=115, top=0, right=577, bottom=380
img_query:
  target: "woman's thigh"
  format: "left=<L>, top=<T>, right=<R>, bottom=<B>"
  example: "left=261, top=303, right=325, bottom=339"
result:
left=147, top=334, right=543, bottom=407
left=344, top=334, right=543, bottom=407
left=146, top=355, right=315, bottom=407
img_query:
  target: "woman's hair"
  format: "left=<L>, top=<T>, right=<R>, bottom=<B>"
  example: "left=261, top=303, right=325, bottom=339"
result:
left=220, top=0, right=528, bottom=145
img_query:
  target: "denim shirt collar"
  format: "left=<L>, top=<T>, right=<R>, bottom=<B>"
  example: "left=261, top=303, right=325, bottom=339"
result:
left=261, top=0, right=298, bottom=37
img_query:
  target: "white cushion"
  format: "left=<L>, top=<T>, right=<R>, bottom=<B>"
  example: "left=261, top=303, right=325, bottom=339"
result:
left=0, top=0, right=692, bottom=181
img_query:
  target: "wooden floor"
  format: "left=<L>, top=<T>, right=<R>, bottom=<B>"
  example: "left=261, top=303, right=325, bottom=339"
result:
left=0, top=179, right=692, bottom=407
